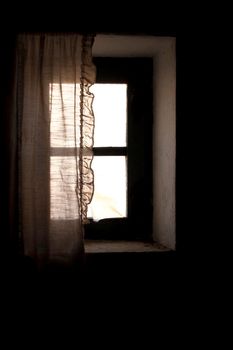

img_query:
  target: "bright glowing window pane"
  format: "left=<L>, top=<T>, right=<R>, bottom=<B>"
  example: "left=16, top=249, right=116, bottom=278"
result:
left=50, top=83, right=80, bottom=148
left=50, top=83, right=80, bottom=220
left=50, top=157, right=78, bottom=220
left=88, top=156, right=127, bottom=221
left=50, top=83, right=128, bottom=221
left=90, top=84, right=127, bottom=147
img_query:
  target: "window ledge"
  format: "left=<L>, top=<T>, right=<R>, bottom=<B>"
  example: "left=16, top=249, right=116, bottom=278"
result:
left=84, top=240, right=171, bottom=254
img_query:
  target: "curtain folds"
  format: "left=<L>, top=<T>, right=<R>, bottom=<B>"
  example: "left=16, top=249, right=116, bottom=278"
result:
left=16, top=33, right=95, bottom=267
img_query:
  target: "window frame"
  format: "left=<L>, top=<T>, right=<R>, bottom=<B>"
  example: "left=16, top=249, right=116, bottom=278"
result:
left=85, top=57, right=153, bottom=241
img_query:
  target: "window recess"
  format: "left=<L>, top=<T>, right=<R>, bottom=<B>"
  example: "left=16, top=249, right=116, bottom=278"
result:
left=85, top=58, right=153, bottom=241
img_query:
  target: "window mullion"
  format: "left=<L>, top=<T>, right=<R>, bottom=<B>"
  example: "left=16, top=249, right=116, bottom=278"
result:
left=93, top=147, right=127, bottom=156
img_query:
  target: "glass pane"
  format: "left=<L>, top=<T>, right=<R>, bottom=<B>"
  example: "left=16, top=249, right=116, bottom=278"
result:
left=50, top=84, right=80, bottom=148
left=50, top=156, right=79, bottom=220
left=87, top=156, right=127, bottom=221
left=90, top=84, right=127, bottom=147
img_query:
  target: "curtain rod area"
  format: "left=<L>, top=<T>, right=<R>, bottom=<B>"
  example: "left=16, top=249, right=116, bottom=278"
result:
left=17, top=31, right=96, bottom=36
left=16, top=31, right=176, bottom=37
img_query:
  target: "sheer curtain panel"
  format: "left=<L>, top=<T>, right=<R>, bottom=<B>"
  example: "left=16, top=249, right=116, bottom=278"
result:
left=16, top=34, right=95, bottom=268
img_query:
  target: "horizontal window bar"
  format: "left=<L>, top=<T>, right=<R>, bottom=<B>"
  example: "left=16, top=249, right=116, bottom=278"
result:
left=50, top=147, right=92, bottom=157
left=50, top=147, right=127, bottom=157
left=93, top=147, right=127, bottom=156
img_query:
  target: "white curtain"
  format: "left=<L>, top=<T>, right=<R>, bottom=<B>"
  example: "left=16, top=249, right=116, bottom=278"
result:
left=16, top=33, right=95, bottom=268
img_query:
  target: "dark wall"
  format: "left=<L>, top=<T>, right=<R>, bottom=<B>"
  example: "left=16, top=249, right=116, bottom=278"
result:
left=0, top=34, right=17, bottom=256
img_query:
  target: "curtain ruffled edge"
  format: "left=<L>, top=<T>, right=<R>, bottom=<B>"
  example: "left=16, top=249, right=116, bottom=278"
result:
left=79, top=35, right=96, bottom=224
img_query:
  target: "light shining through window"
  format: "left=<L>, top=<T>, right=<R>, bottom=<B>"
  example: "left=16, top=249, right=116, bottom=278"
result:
left=88, top=84, right=127, bottom=221
left=50, top=84, right=80, bottom=220
left=87, top=156, right=127, bottom=220
left=50, top=83, right=127, bottom=221
left=90, top=84, right=127, bottom=147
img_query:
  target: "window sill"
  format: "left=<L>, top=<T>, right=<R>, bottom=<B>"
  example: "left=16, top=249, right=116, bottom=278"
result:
left=84, top=240, right=171, bottom=254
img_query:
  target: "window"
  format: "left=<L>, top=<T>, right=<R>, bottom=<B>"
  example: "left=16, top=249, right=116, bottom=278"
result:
left=50, top=83, right=81, bottom=221
left=11, top=35, right=175, bottom=260
left=85, top=58, right=153, bottom=241
left=87, top=83, right=127, bottom=220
